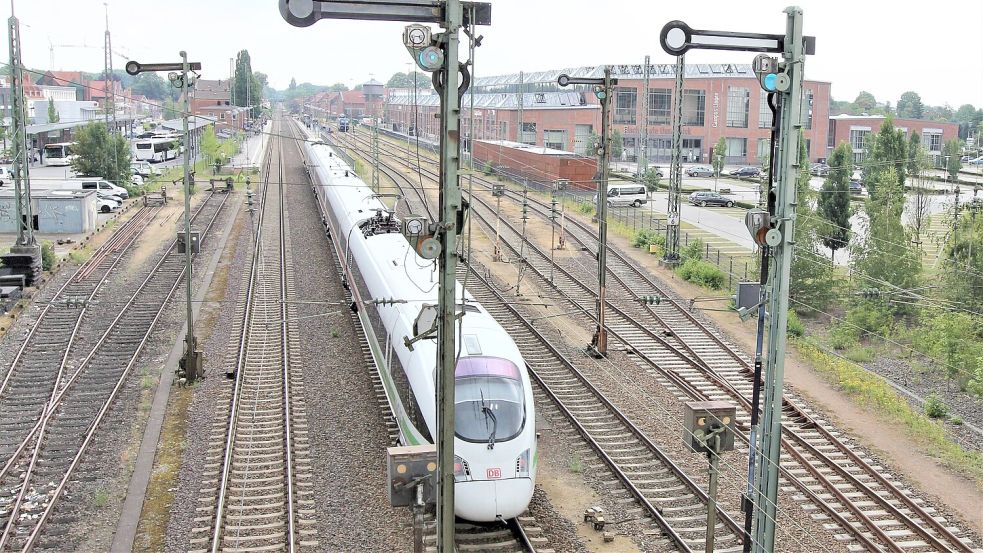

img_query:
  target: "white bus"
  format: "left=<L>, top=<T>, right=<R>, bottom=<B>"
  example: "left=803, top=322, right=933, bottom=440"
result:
left=134, top=136, right=181, bottom=162
left=43, top=142, right=77, bottom=167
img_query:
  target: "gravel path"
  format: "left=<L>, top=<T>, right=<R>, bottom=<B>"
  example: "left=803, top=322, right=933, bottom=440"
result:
left=281, top=133, right=413, bottom=552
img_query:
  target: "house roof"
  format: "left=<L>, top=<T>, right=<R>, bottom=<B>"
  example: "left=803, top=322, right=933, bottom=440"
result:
left=194, top=79, right=231, bottom=100
left=160, top=115, right=214, bottom=132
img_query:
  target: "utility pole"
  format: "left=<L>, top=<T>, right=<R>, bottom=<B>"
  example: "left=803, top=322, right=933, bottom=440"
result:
left=640, top=55, right=651, bottom=177
left=662, top=55, right=685, bottom=266
left=658, top=11, right=815, bottom=552
left=280, top=4, right=489, bottom=550
left=516, top=70, right=523, bottom=143
left=3, top=4, right=41, bottom=286
left=126, top=54, right=204, bottom=383
left=558, top=69, right=617, bottom=358
left=103, top=2, right=116, bottom=134
left=754, top=12, right=806, bottom=550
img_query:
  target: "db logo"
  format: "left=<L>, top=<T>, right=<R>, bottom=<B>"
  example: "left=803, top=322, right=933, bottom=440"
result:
left=486, top=468, right=502, bottom=479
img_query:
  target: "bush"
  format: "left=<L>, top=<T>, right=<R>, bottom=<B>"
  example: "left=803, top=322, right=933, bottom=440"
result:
left=576, top=202, right=595, bottom=216
left=632, top=228, right=664, bottom=250
left=677, top=259, right=725, bottom=289
left=845, top=345, right=875, bottom=363
left=924, top=393, right=949, bottom=419
left=481, top=160, right=494, bottom=175
left=787, top=309, right=805, bottom=337
left=680, top=238, right=705, bottom=261
left=40, top=241, right=56, bottom=271
left=845, top=302, right=894, bottom=341
left=829, top=323, right=860, bottom=350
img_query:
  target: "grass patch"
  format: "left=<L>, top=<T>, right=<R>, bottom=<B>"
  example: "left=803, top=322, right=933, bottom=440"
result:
left=796, top=339, right=983, bottom=485
left=568, top=455, right=583, bottom=473
left=134, top=385, right=193, bottom=551
left=844, top=345, right=875, bottom=363
left=69, top=247, right=92, bottom=264
left=677, top=258, right=726, bottom=289
left=93, top=488, right=109, bottom=508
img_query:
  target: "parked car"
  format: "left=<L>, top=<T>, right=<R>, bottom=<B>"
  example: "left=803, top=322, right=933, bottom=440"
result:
left=685, top=165, right=715, bottom=177
left=68, top=177, right=130, bottom=199
left=731, top=166, right=762, bottom=178
left=849, top=180, right=863, bottom=194
left=810, top=163, right=829, bottom=176
left=594, top=184, right=649, bottom=207
left=96, top=196, right=120, bottom=213
left=131, top=160, right=161, bottom=178
left=688, top=191, right=735, bottom=207
left=967, top=156, right=983, bottom=166
left=131, top=173, right=144, bottom=186
left=0, top=166, right=11, bottom=185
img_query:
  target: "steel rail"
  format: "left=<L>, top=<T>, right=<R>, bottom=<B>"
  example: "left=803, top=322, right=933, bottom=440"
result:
left=0, top=205, right=157, bottom=401
left=209, top=123, right=280, bottom=553
left=361, top=131, right=975, bottom=553
left=8, top=191, right=229, bottom=552
left=279, top=117, right=299, bottom=553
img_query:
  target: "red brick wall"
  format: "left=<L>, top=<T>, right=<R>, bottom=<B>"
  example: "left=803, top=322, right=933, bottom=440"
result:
left=473, top=140, right=598, bottom=190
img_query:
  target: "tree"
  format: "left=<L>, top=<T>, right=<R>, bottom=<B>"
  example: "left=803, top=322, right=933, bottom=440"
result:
left=851, top=168, right=922, bottom=314
left=328, top=82, right=349, bottom=92
left=47, top=98, right=59, bottom=123
left=791, top=132, right=835, bottom=311
left=854, top=91, right=877, bottom=113
left=289, top=77, right=297, bottom=90
left=906, top=134, right=932, bottom=249
left=896, top=91, right=924, bottom=119
left=162, top=97, right=180, bottom=120
left=611, top=129, right=623, bottom=159
left=130, top=72, right=170, bottom=101
left=864, top=117, right=907, bottom=198
left=942, top=139, right=963, bottom=178
left=70, top=122, right=132, bottom=190
left=233, top=50, right=264, bottom=116
left=712, top=137, right=726, bottom=174
left=387, top=72, right=413, bottom=87
left=818, top=143, right=852, bottom=261
left=938, top=204, right=983, bottom=315
left=200, top=125, right=220, bottom=164
left=642, top=168, right=661, bottom=192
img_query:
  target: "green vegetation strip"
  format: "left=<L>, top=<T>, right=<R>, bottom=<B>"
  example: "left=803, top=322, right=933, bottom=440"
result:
left=795, top=338, right=983, bottom=485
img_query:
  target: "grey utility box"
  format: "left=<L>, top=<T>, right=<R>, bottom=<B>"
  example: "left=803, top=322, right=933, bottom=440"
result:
left=735, top=281, right=761, bottom=311
left=177, top=231, right=201, bottom=254
left=386, top=444, right=437, bottom=507
left=683, top=400, right=737, bottom=453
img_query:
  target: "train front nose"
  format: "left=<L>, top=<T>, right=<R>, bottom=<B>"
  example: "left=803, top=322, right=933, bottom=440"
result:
left=455, top=479, right=534, bottom=522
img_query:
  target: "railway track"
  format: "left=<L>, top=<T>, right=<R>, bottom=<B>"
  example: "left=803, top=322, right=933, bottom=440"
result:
left=190, top=116, right=317, bottom=553
left=308, top=124, right=545, bottom=553
left=339, top=128, right=982, bottom=553
left=0, top=190, right=230, bottom=551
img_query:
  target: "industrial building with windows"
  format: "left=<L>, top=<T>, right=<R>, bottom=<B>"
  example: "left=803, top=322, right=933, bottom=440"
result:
left=380, top=63, right=832, bottom=165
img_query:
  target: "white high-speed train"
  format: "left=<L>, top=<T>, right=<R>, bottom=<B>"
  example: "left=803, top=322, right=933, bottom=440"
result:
left=300, top=127, right=537, bottom=522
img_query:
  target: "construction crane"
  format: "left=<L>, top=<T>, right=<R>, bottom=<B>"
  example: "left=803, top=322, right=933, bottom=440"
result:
left=48, top=37, right=129, bottom=71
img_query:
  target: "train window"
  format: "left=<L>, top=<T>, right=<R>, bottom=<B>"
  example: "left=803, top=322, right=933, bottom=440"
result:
left=454, top=357, right=525, bottom=445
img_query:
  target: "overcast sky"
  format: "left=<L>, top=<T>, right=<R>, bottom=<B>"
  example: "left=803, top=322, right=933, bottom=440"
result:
left=6, top=0, right=983, bottom=108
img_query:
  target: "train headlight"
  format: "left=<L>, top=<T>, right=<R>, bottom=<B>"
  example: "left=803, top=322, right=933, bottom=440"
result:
left=454, top=455, right=472, bottom=482
left=515, top=449, right=531, bottom=478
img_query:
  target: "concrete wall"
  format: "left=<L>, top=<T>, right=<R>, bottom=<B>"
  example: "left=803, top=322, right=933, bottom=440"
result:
left=0, top=191, right=98, bottom=235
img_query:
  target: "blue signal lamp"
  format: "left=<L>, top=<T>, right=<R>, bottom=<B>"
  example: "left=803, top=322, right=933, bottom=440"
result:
left=763, top=73, right=778, bottom=91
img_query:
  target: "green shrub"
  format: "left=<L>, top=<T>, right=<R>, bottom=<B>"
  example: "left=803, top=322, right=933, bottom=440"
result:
left=845, top=302, right=894, bottom=341
left=576, top=202, right=595, bottom=216
left=677, top=259, right=725, bottom=289
left=829, top=323, right=860, bottom=350
left=924, top=393, right=948, bottom=419
left=631, top=228, right=665, bottom=250
left=786, top=309, right=805, bottom=337
left=481, top=160, right=495, bottom=175
left=40, top=241, right=56, bottom=272
left=845, top=345, right=875, bottom=363
left=680, top=238, right=705, bottom=261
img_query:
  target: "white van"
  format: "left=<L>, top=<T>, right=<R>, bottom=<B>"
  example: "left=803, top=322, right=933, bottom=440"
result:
left=602, top=184, right=648, bottom=207
left=64, top=178, right=130, bottom=200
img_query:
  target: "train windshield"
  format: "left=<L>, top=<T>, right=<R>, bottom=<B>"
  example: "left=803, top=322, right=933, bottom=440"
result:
left=454, top=357, right=525, bottom=446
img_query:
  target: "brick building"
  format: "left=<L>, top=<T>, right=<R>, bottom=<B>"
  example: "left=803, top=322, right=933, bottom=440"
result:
left=191, top=79, right=245, bottom=130
left=827, top=115, right=959, bottom=165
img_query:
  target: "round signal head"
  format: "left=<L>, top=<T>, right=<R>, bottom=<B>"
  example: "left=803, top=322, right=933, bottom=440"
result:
left=417, top=46, right=444, bottom=72
left=557, top=74, right=570, bottom=87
